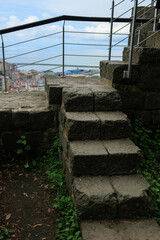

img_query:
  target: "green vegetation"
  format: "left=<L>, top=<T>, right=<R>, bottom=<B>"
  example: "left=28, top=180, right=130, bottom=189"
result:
left=131, top=119, right=160, bottom=224
left=16, top=136, right=31, bottom=168
left=35, top=135, right=82, bottom=240
left=0, top=226, right=14, bottom=240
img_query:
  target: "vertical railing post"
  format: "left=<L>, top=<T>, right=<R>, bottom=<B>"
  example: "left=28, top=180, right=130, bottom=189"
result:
left=123, top=0, right=138, bottom=79
left=1, top=35, right=7, bottom=93
left=109, top=0, right=115, bottom=61
left=62, top=21, right=65, bottom=78
left=137, top=27, right=141, bottom=46
left=153, top=8, right=158, bottom=31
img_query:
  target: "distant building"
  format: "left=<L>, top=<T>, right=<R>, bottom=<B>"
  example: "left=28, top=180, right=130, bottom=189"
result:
left=0, top=61, right=17, bottom=78
left=0, top=75, right=10, bottom=91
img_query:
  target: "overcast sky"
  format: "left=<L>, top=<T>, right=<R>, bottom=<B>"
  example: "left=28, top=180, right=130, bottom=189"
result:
left=0, top=0, right=154, bottom=71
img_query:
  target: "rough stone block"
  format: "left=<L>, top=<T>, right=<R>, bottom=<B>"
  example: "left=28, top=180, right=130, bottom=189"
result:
left=24, top=131, right=43, bottom=149
left=145, top=92, right=160, bottom=110
left=65, top=159, right=74, bottom=194
left=110, top=174, right=153, bottom=218
left=59, top=125, right=68, bottom=160
left=12, top=111, right=29, bottom=130
left=146, top=31, right=160, bottom=48
left=100, top=61, right=139, bottom=85
left=30, top=110, right=54, bottom=130
left=103, top=138, right=142, bottom=175
left=73, top=176, right=117, bottom=219
left=133, top=110, right=152, bottom=126
left=139, top=64, right=160, bottom=90
left=65, top=112, right=100, bottom=140
left=42, top=128, right=57, bottom=144
left=123, top=47, right=160, bottom=65
left=68, top=141, right=109, bottom=176
left=119, top=219, right=160, bottom=240
left=0, top=110, right=12, bottom=132
left=96, top=112, right=131, bottom=140
left=81, top=221, right=123, bottom=240
left=116, top=85, right=145, bottom=110
left=152, top=110, right=160, bottom=125
left=1, top=131, right=18, bottom=153
left=48, top=85, right=63, bottom=105
left=59, top=108, right=66, bottom=129
left=81, top=219, right=160, bottom=240
left=91, top=87, right=122, bottom=111
left=62, top=87, right=93, bottom=112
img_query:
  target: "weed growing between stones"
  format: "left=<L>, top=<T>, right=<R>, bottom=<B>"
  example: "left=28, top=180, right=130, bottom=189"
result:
left=0, top=226, right=14, bottom=240
left=131, top=119, right=160, bottom=224
left=16, top=136, right=31, bottom=168
left=35, top=135, right=82, bottom=240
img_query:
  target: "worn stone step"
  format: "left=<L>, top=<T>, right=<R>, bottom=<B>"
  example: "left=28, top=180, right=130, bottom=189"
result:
left=100, top=60, right=139, bottom=86
left=59, top=109, right=131, bottom=141
left=96, top=112, right=131, bottom=140
left=73, top=175, right=153, bottom=219
left=62, top=86, right=122, bottom=112
left=123, top=47, right=160, bottom=65
left=68, top=141, right=108, bottom=176
left=68, top=139, right=142, bottom=176
left=81, top=219, right=160, bottom=240
left=45, top=75, right=105, bottom=105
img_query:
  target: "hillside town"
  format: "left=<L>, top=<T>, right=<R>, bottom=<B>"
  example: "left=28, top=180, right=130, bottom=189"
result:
left=0, top=61, right=99, bottom=92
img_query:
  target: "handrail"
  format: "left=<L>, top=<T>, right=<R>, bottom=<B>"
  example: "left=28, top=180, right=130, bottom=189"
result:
left=4, top=31, right=62, bottom=48
left=5, top=43, right=62, bottom=60
left=0, top=15, right=152, bottom=35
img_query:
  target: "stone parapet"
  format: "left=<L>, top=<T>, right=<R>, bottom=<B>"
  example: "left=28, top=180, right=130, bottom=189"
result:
left=0, top=92, right=58, bottom=163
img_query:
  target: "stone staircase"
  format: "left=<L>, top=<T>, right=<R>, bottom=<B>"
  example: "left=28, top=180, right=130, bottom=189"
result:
left=45, top=76, right=160, bottom=239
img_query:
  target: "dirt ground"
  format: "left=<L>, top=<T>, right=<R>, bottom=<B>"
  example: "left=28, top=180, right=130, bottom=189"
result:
left=0, top=165, right=57, bottom=240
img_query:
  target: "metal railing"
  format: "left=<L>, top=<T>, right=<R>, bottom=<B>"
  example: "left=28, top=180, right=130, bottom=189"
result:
left=123, top=0, right=158, bottom=78
left=0, top=10, right=153, bottom=92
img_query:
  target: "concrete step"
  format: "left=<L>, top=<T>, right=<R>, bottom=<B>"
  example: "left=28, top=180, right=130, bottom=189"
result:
left=68, top=139, right=142, bottom=176
left=59, top=109, right=131, bottom=141
left=81, top=219, right=160, bottom=240
left=62, top=86, right=122, bottom=112
left=73, top=175, right=153, bottom=219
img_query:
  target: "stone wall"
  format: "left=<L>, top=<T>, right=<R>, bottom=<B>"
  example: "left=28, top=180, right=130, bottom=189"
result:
left=100, top=47, right=160, bottom=129
left=0, top=92, right=59, bottom=164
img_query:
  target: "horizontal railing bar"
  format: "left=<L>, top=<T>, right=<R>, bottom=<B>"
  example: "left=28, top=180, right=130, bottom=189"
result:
left=113, top=0, right=145, bottom=22
left=65, top=30, right=129, bottom=36
left=135, top=12, right=160, bottom=32
left=65, top=54, right=108, bottom=57
left=66, top=43, right=127, bottom=47
left=46, top=66, right=62, bottom=71
left=0, top=15, right=152, bottom=35
left=5, top=43, right=62, bottom=60
left=65, top=54, right=122, bottom=57
left=134, top=29, right=160, bottom=47
left=16, top=62, right=99, bottom=68
left=111, top=35, right=128, bottom=48
left=111, top=0, right=153, bottom=36
left=4, top=31, right=62, bottom=48
left=17, top=54, right=62, bottom=67
left=65, top=42, right=108, bottom=46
